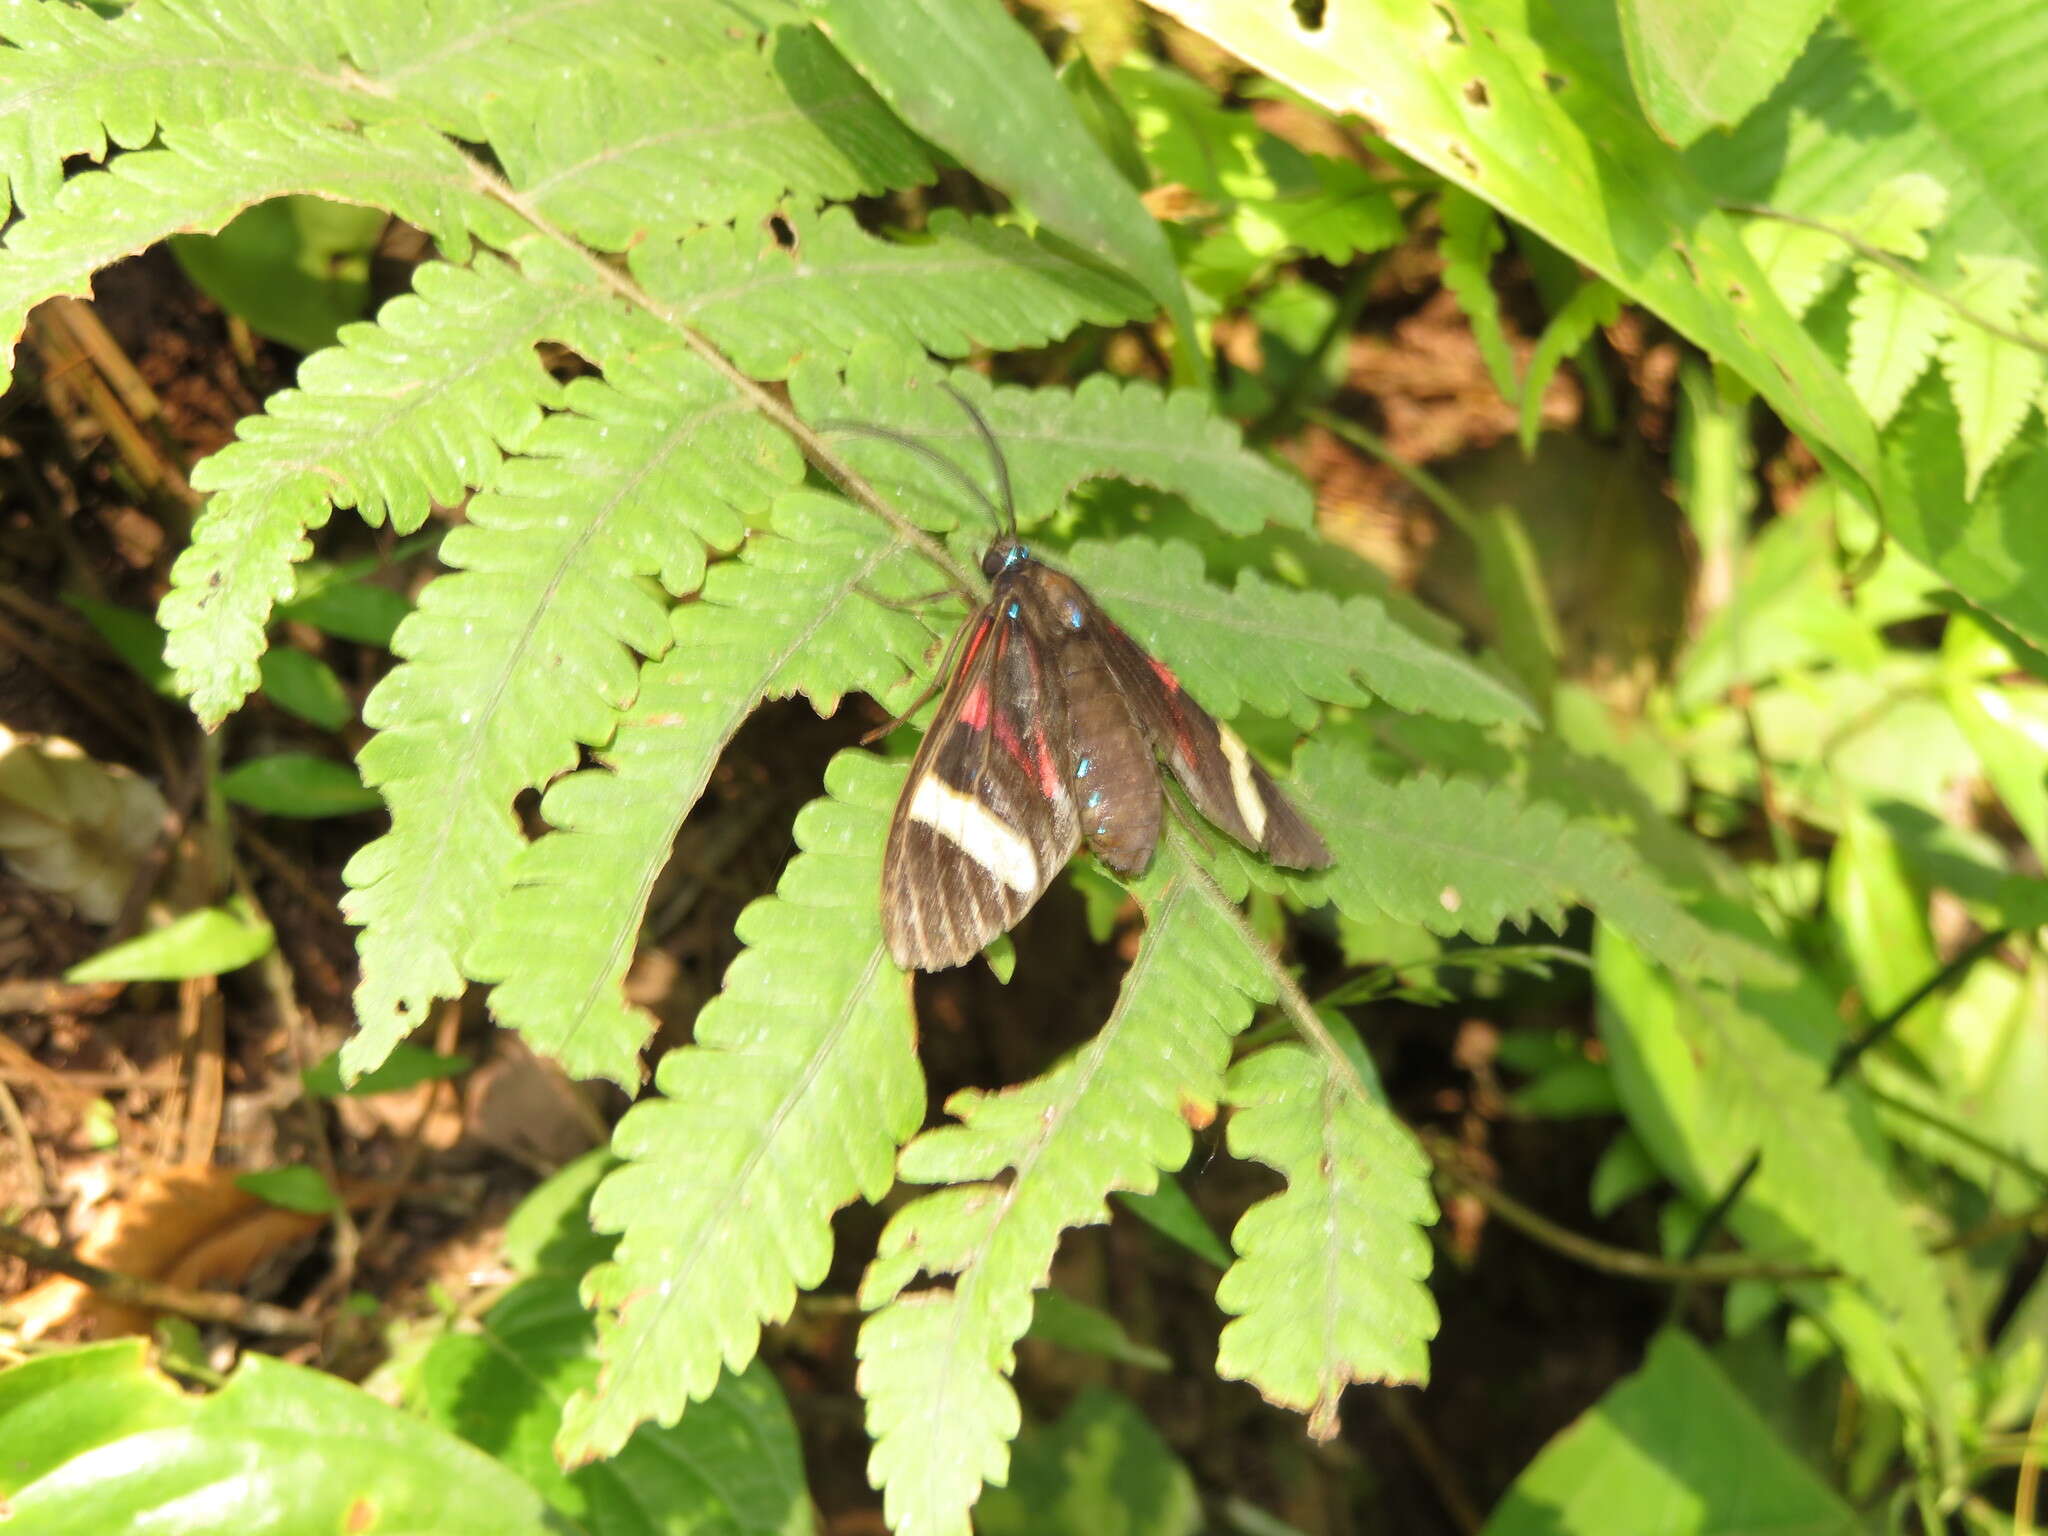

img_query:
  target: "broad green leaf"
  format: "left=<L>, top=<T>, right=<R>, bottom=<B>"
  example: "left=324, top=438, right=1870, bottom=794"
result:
left=558, top=752, right=923, bottom=1465
left=170, top=195, right=385, bottom=352
left=235, top=1165, right=339, bottom=1215
left=1059, top=52, right=1151, bottom=192
left=1216, top=1042, right=1438, bottom=1436
left=256, top=648, right=352, bottom=731
left=301, top=1043, right=470, bottom=1101
left=1825, top=805, right=1942, bottom=1060
left=1115, top=1178, right=1233, bottom=1269
left=65, top=895, right=273, bottom=982
left=1847, top=263, right=1947, bottom=428
left=65, top=595, right=173, bottom=694
left=419, top=1272, right=810, bottom=1536
left=0, top=1343, right=560, bottom=1535
left=1469, top=503, right=1562, bottom=711
left=497, top=1148, right=621, bottom=1279
left=1144, top=0, right=1881, bottom=500
left=802, top=0, right=1201, bottom=384
left=975, top=1388, right=1200, bottom=1536
left=1616, top=0, right=1830, bottom=147
left=1026, top=1291, right=1172, bottom=1372
left=274, top=569, right=413, bottom=649
left=1517, top=280, right=1622, bottom=451
left=219, top=753, right=381, bottom=818
left=1481, top=1330, right=1861, bottom=1535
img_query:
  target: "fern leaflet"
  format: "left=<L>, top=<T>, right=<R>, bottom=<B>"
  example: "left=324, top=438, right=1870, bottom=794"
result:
left=470, top=492, right=940, bottom=1085
left=1215, top=1041, right=1439, bottom=1436
left=856, top=852, right=1273, bottom=1536
left=557, top=750, right=922, bottom=1464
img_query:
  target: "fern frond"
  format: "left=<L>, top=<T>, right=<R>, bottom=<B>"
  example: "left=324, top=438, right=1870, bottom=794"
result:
left=161, top=246, right=640, bottom=725
left=1215, top=1042, right=1439, bottom=1437
left=1936, top=255, right=2045, bottom=499
left=338, top=359, right=803, bottom=1078
left=1597, top=929, right=1966, bottom=1463
left=1846, top=262, right=1946, bottom=428
left=857, top=854, right=1271, bottom=1536
left=1063, top=537, right=1535, bottom=728
left=0, top=0, right=787, bottom=218
left=471, top=491, right=941, bottom=1085
left=0, top=118, right=521, bottom=388
left=793, top=341, right=1311, bottom=535
left=557, top=750, right=922, bottom=1465
left=639, top=206, right=1152, bottom=379
left=1288, top=732, right=1785, bottom=986
left=1438, top=187, right=1517, bottom=403
left=484, top=27, right=932, bottom=251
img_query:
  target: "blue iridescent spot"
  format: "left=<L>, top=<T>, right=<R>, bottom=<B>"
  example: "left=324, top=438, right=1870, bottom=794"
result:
left=1075, top=757, right=1092, bottom=778
left=1065, top=604, right=1083, bottom=629
left=1006, top=601, right=1020, bottom=619
left=1002, top=544, right=1029, bottom=569
left=1086, top=790, right=1102, bottom=810
left=1093, top=824, right=1106, bottom=836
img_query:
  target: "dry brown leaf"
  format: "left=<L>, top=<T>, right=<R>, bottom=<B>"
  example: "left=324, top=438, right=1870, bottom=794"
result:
left=8, top=1164, right=381, bottom=1339
left=0, top=728, right=167, bottom=923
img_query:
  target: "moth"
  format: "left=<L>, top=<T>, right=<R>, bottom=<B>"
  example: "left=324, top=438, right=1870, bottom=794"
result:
left=835, top=392, right=1332, bottom=972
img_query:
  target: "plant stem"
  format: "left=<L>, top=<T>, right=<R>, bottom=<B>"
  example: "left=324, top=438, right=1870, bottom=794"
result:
left=0, top=1222, right=315, bottom=1338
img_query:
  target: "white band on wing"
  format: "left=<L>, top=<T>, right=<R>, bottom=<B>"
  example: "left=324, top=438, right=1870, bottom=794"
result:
left=1216, top=725, right=1269, bottom=843
left=907, top=776, right=1040, bottom=894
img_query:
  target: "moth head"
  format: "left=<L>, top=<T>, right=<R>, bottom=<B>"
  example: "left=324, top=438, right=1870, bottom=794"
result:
left=982, top=540, right=1030, bottom=579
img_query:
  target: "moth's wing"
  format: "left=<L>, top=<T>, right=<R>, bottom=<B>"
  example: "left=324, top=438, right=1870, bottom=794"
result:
left=1089, top=608, right=1331, bottom=869
left=882, top=606, right=1080, bottom=971
left=1032, top=576, right=1161, bottom=877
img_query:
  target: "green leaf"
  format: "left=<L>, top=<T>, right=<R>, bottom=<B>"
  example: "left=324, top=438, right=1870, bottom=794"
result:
left=858, top=850, right=1272, bottom=1536
left=793, top=341, right=1310, bottom=538
left=255, top=647, right=352, bottom=731
left=1596, top=924, right=1966, bottom=1465
left=1115, top=1178, right=1233, bottom=1269
left=170, top=195, right=385, bottom=352
left=65, top=896, right=273, bottom=982
left=419, top=1272, right=810, bottom=1536
left=1616, top=0, right=1830, bottom=146
left=65, top=595, right=172, bottom=694
left=1026, top=1290, right=1172, bottom=1372
left=234, top=1165, right=339, bottom=1216
left=1064, top=538, right=1536, bottom=729
left=1826, top=804, right=1942, bottom=1059
left=274, top=568, right=413, bottom=649
left=1059, top=52, right=1152, bottom=192
left=558, top=751, right=923, bottom=1465
left=802, top=0, right=1201, bottom=385
left=1847, top=263, right=1947, bottom=428
left=1439, top=186, right=1517, bottom=403
left=1936, top=256, right=2046, bottom=499
left=472, top=491, right=937, bottom=1085
left=1481, top=1330, right=1861, bottom=1535
left=497, top=1149, right=620, bottom=1279
left=975, top=1388, right=1200, bottom=1536
left=1518, top=280, right=1622, bottom=452
left=1216, top=1042, right=1438, bottom=1437
left=0, top=1341, right=561, bottom=1534
left=338, top=358, right=804, bottom=1081
left=301, top=1043, right=470, bottom=1102
left=1142, top=0, right=1881, bottom=502
left=1290, top=733, right=1787, bottom=988
left=219, top=753, right=381, bottom=819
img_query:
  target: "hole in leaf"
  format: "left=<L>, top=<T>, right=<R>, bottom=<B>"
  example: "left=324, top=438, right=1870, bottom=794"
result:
left=1463, top=79, right=1490, bottom=108
left=1291, top=0, right=1327, bottom=28
left=764, top=211, right=799, bottom=254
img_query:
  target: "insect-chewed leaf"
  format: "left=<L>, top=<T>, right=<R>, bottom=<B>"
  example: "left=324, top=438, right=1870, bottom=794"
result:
left=558, top=751, right=923, bottom=1466
left=792, top=340, right=1309, bottom=535
left=639, top=205, right=1152, bottom=380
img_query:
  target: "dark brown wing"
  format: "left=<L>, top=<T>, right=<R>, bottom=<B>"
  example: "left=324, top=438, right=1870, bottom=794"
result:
left=1087, top=607, right=1331, bottom=869
left=881, top=604, right=1080, bottom=970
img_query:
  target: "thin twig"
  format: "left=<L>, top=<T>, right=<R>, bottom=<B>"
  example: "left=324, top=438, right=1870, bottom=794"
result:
left=0, top=1222, right=316, bottom=1338
left=1862, top=1080, right=2048, bottom=1191
left=0, top=1077, right=46, bottom=1206
left=2019, top=1376, right=2048, bottom=1536
left=1302, top=407, right=1480, bottom=538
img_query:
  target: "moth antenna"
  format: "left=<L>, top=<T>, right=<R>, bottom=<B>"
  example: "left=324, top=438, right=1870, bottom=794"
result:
left=813, top=417, right=1006, bottom=534
left=939, top=383, right=1016, bottom=538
